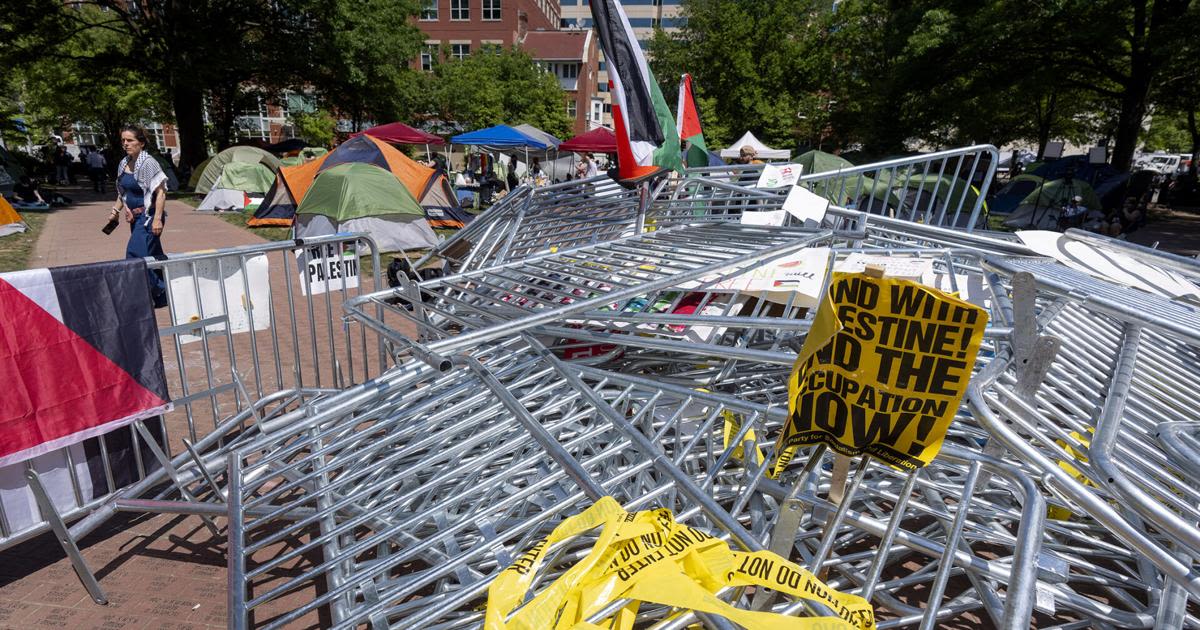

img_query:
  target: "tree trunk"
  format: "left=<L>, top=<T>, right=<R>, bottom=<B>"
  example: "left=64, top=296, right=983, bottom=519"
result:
left=1188, top=109, right=1199, bottom=176
left=172, top=85, right=208, bottom=168
left=1035, top=91, right=1057, bottom=160
left=1110, top=77, right=1152, bottom=172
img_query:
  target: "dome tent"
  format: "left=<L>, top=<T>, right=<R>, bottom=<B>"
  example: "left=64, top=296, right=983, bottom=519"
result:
left=251, top=134, right=471, bottom=241
left=194, top=146, right=281, bottom=195
left=0, top=196, right=26, bottom=238
left=294, top=163, right=437, bottom=253
left=1003, top=179, right=1103, bottom=230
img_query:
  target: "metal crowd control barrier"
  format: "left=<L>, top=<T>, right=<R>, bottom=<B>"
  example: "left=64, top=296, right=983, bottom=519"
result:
left=678, top=145, right=1000, bottom=231
left=345, top=223, right=832, bottom=364
left=222, top=337, right=848, bottom=629
left=12, top=156, right=1200, bottom=628
left=0, top=234, right=386, bottom=574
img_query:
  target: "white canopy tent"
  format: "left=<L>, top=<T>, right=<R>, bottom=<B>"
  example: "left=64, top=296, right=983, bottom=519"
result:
left=719, top=131, right=791, bottom=160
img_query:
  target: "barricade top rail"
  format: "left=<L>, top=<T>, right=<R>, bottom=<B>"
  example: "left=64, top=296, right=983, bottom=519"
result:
left=146, top=231, right=377, bottom=267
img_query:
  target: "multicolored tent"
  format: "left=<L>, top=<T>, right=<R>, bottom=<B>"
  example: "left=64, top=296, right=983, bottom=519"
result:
left=251, top=134, right=472, bottom=235
left=294, top=163, right=438, bottom=253
left=0, top=196, right=26, bottom=238
left=194, top=146, right=281, bottom=195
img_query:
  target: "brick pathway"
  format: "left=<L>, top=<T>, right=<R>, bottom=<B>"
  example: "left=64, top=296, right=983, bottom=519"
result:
left=4, top=186, right=351, bottom=629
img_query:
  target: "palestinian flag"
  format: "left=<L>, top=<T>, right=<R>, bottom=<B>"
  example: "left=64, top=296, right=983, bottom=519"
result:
left=677, top=73, right=710, bottom=168
left=0, top=259, right=170, bottom=467
left=590, top=0, right=682, bottom=183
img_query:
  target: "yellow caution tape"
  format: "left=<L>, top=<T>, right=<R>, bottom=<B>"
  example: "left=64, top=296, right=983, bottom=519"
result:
left=722, top=410, right=765, bottom=466
left=486, top=498, right=874, bottom=630
left=1048, top=428, right=1096, bottom=520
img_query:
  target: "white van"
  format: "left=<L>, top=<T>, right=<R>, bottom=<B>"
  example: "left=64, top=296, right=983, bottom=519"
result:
left=1135, top=153, right=1182, bottom=174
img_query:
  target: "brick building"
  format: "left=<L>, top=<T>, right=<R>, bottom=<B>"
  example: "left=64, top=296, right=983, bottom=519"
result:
left=521, top=30, right=599, bottom=136
left=414, top=0, right=608, bottom=135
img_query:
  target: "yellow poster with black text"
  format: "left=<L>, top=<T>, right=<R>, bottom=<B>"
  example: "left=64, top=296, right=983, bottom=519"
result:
left=773, top=272, right=987, bottom=476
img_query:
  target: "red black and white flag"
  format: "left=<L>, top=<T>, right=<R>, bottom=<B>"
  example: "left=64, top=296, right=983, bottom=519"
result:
left=0, top=259, right=171, bottom=533
left=590, top=0, right=682, bottom=183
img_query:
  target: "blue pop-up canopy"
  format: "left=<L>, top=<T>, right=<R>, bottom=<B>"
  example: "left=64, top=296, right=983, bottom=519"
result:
left=450, top=124, right=550, bottom=149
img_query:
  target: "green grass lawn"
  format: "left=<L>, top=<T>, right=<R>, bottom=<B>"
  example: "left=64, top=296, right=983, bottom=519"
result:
left=0, top=211, right=50, bottom=273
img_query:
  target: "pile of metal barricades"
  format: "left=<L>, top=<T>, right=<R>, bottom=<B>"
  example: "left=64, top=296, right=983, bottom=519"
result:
left=23, top=146, right=1200, bottom=628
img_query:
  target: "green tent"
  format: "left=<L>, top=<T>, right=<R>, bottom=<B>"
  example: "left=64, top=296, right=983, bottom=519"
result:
left=188, top=156, right=212, bottom=190
left=1018, top=178, right=1102, bottom=211
left=887, top=173, right=987, bottom=227
left=796, top=150, right=859, bottom=204
left=194, top=146, right=282, bottom=194
left=796, top=149, right=853, bottom=175
left=1004, top=179, right=1103, bottom=229
left=294, top=163, right=438, bottom=253
left=280, top=147, right=329, bottom=167
left=217, top=161, right=275, bottom=194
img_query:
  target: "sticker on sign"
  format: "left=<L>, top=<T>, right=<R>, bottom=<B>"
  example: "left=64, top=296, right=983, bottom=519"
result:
left=296, top=243, right=361, bottom=296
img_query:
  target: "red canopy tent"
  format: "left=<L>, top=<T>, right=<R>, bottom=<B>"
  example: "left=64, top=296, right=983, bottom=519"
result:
left=559, top=127, right=617, bottom=153
left=354, top=122, right=445, bottom=145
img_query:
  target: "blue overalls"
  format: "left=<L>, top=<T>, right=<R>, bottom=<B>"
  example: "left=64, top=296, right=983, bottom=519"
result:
left=120, top=170, right=169, bottom=307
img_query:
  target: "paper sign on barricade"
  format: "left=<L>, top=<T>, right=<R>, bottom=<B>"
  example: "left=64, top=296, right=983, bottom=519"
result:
left=167, top=253, right=271, bottom=344
left=834, top=254, right=932, bottom=281
left=783, top=185, right=830, bottom=225
left=740, top=209, right=788, bottom=226
left=772, top=272, right=988, bottom=476
left=296, top=242, right=360, bottom=296
left=755, top=163, right=802, bottom=189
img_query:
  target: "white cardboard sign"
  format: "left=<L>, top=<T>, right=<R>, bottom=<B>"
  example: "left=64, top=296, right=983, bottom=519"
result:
left=296, top=242, right=361, bottom=296
left=168, top=253, right=271, bottom=344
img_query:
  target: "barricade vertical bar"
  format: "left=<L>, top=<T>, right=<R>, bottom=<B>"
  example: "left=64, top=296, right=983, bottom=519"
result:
left=25, top=470, right=107, bottom=605
left=227, top=452, right=247, bottom=630
left=282, top=245, right=305, bottom=389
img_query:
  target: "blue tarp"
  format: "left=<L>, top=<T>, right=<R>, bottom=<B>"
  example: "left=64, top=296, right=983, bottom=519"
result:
left=450, top=125, right=550, bottom=149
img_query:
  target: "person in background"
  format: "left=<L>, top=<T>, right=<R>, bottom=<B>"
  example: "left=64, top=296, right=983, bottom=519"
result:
left=736, top=145, right=763, bottom=165
left=1057, top=195, right=1088, bottom=230
left=13, top=175, right=46, bottom=205
left=109, top=125, right=170, bottom=308
left=54, top=147, right=71, bottom=184
left=530, top=157, right=544, bottom=178
left=576, top=153, right=598, bottom=180
left=87, top=148, right=108, bottom=193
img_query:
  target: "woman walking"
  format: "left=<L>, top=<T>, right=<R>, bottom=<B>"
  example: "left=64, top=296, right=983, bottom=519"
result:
left=107, top=125, right=169, bottom=307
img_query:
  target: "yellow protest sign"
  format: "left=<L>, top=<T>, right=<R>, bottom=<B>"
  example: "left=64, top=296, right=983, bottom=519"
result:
left=773, top=272, right=988, bottom=476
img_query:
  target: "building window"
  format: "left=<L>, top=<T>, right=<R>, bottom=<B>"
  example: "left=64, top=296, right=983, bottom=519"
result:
left=561, top=63, right=578, bottom=79
left=481, top=42, right=503, bottom=54
left=567, top=100, right=577, bottom=119
left=421, top=0, right=438, bottom=20
left=590, top=99, right=603, bottom=124
left=451, top=0, right=469, bottom=20
left=421, top=44, right=439, bottom=71
left=451, top=43, right=470, bottom=60
left=482, top=0, right=500, bottom=20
